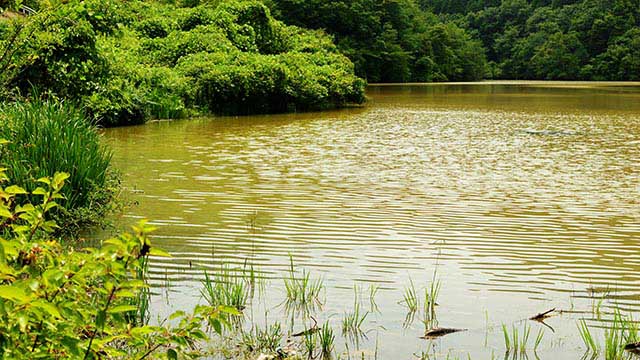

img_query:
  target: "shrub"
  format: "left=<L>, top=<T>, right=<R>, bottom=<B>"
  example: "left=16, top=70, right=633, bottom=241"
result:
left=0, top=167, right=238, bottom=358
left=0, top=0, right=367, bottom=126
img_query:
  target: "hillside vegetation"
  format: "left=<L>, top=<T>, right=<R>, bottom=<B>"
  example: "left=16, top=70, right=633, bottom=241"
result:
left=0, top=0, right=366, bottom=126
left=268, top=0, right=640, bottom=81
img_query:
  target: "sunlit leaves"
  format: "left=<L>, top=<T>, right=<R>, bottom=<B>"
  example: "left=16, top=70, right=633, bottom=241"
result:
left=0, top=170, right=232, bottom=359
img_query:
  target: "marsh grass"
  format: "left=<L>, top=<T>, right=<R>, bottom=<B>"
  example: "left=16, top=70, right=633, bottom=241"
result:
left=0, top=100, right=116, bottom=232
left=369, top=284, right=380, bottom=313
left=284, top=256, right=324, bottom=313
left=422, top=278, right=441, bottom=329
left=401, top=278, right=419, bottom=313
left=304, top=330, right=318, bottom=357
left=125, top=256, right=150, bottom=326
left=201, top=266, right=250, bottom=311
left=604, top=310, right=639, bottom=360
left=319, top=322, right=335, bottom=357
left=342, top=287, right=369, bottom=339
left=577, top=309, right=639, bottom=359
left=240, top=322, right=283, bottom=354
left=578, top=319, right=598, bottom=353
left=502, top=323, right=536, bottom=354
left=0, top=100, right=112, bottom=210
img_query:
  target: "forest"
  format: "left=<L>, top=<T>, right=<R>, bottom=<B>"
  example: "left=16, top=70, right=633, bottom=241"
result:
left=267, top=0, right=639, bottom=81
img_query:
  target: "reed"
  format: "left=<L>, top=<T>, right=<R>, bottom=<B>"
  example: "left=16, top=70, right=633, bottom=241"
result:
left=502, top=323, right=534, bottom=353
left=577, top=319, right=598, bottom=353
left=0, top=100, right=112, bottom=211
left=200, top=266, right=250, bottom=311
left=342, top=288, right=369, bottom=337
left=284, top=256, right=324, bottom=310
left=401, top=278, right=419, bottom=313
left=319, top=322, right=335, bottom=356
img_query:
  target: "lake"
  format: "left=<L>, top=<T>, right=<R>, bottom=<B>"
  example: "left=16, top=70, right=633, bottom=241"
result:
left=104, top=81, right=640, bottom=359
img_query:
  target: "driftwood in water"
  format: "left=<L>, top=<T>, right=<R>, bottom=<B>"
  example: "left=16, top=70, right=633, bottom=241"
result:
left=530, top=308, right=555, bottom=321
left=292, top=317, right=318, bottom=337
left=421, top=327, right=467, bottom=339
left=625, top=342, right=640, bottom=353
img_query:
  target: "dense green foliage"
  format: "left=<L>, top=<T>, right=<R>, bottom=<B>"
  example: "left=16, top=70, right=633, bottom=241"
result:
left=0, top=0, right=365, bottom=126
left=0, top=101, right=116, bottom=231
left=422, top=0, right=640, bottom=80
left=0, top=168, right=237, bottom=358
left=268, top=0, right=639, bottom=81
left=268, top=0, right=487, bottom=82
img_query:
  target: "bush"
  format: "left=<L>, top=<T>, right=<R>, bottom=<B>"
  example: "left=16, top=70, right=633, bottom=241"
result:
left=0, top=0, right=366, bottom=126
left=0, top=167, right=237, bottom=358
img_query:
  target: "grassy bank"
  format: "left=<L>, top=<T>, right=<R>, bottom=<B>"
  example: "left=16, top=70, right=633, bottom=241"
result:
left=0, top=100, right=117, bottom=233
left=0, top=0, right=366, bottom=127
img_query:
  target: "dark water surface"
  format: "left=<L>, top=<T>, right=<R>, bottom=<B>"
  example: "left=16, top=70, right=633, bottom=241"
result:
left=104, top=81, right=640, bottom=359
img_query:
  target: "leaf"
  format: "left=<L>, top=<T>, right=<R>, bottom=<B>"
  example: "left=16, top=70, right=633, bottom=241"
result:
left=148, top=248, right=171, bottom=257
left=4, top=185, right=27, bottom=195
left=168, top=310, right=186, bottom=320
left=53, top=172, right=70, bottom=190
left=14, top=204, right=35, bottom=213
left=0, top=285, right=28, bottom=302
left=96, top=310, right=106, bottom=329
left=32, top=301, right=62, bottom=318
left=31, top=187, right=48, bottom=196
left=107, top=305, right=138, bottom=314
left=0, top=205, right=12, bottom=218
left=211, top=318, right=222, bottom=334
left=218, top=305, right=242, bottom=316
left=167, top=348, right=178, bottom=360
left=17, top=314, right=28, bottom=332
left=36, top=177, right=50, bottom=186
left=114, top=289, right=136, bottom=298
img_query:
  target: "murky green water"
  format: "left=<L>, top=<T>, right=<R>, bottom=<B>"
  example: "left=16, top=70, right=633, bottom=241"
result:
left=104, top=81, right=640, bottom=359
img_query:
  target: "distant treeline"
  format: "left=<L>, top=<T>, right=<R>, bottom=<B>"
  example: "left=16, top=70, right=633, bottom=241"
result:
left=267, top=0, right=640, bottom=81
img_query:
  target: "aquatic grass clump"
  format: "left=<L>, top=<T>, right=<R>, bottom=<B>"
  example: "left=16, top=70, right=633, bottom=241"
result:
left=401, top=278, right=419, bottom=313
left=342, top=287, right=369, bottom=338
left=319, top=322, right=335, bottom=356
left=201, top=266, right=251, bottom=311
left=284, top=257, right=324, bottom=312
left=502, top=323, right=540, bottom=354
left=605, top=310, right=639, bottom=360
left=578, top=310, right=639, bottom=359
left=423, top=278, right=441, bottom=329
left=241, top=322, right=284, bottom=353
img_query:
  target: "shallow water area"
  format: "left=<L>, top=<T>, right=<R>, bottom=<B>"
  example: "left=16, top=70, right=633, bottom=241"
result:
left=103, top=81, right=640, bottom=359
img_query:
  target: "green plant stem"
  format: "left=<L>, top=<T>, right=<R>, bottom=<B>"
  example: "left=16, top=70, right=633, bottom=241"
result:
left=83, top=285, right=117, bottom=360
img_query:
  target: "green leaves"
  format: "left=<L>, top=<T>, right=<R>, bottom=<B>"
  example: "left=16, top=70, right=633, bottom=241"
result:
left=108, top=305, right=139, bottom=313
left=4, top=185, right=27, bottom=195
left=0, top=285, right=28, bottom=302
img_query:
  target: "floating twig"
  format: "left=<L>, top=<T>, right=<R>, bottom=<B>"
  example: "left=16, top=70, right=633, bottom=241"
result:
left=530, top=308, right=555, bottom=321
